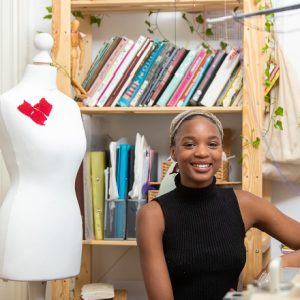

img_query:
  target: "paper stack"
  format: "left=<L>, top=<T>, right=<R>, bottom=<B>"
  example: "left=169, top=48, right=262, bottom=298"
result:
left=81, top=283, right=114, bottom=300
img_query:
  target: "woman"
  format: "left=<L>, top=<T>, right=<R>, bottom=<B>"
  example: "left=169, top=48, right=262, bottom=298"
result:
left=137, top=110, right=300, bottom=300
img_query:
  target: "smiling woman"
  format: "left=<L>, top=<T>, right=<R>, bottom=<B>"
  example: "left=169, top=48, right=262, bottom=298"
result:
left=136, top=109, right=300, bottom=300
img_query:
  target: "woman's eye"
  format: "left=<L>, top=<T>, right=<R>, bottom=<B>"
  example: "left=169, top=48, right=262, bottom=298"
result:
left=183, top=143, right=195, bottom=148
left=209, top=143, right=218, bottom=148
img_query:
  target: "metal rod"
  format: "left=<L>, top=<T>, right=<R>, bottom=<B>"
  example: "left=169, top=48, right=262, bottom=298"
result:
left=207, top=3, right=300, bottom=23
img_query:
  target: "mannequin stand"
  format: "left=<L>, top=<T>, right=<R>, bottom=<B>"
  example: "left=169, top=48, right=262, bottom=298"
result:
left=28, top=281, right=47, bottom=300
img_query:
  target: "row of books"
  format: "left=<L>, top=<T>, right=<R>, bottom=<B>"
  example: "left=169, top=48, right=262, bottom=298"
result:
left=77, top=134, right=159, bottom=241
left=81, top=35, right=243, bottom=108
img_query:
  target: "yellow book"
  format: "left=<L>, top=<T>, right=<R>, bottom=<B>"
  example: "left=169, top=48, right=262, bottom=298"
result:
left=91, top=151, right=106, bottom=240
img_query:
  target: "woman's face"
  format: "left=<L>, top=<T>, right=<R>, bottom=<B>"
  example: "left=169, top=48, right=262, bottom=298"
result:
left=171, top=116, right=223, bottom=188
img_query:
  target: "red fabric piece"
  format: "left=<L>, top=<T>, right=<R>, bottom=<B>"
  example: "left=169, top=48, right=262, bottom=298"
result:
left=33, top=97, right=53, bottom=116
left=30, top=109, right=47, bottom=125
left=17, top=98, right=52, bottom=126
left=17, top=100, right=35, bottom=117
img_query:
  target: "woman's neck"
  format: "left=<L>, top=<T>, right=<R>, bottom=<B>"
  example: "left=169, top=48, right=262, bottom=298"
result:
left=19, top=64, right=57, bottom=91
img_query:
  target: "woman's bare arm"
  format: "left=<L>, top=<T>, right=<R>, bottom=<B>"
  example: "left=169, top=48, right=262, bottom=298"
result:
left=136, top=201, right=174, bottom=300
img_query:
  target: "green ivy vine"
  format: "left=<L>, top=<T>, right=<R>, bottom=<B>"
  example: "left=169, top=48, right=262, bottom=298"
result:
left=44, top=6, right=103, bottom=27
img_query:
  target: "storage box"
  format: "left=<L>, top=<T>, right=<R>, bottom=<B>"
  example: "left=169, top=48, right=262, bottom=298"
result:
left=126, top=198, right=147, bottom=239
left=104, top=199, right=126, bottom=240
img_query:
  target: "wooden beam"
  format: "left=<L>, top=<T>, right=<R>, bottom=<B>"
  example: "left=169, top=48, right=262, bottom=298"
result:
left=52, top=0, right=71, bottom=96
left=242, top=0, right=266, bottom=286
left=74, top=245, right=92, bottom=300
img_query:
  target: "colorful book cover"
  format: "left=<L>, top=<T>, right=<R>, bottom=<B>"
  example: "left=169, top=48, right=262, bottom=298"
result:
left=114, top=144, right=132, bottom=238
left=104, top=38, right=152, bottom=107
left=91, top=151, right=106, bottom=240
left=81, top=37, right=115, bottom=92
left=144, top=45, right=177, bottom=107
left=86, top=37, right=129, bottom=107
left=118, top=41, right=166, bottom=107
left=167, top=49, right=207, bottom=107
left=180, top=54, right=214, bottom=107
left=112, top=40, right=154, bottom=107
left=189, top=50, right=227, bottom=106
left=200, top=49, right=241, bottom=107
left=130, top=42, right=168, bottom=107
left=156, top=49, right=197, bottom=107
left=217, top=64, right=241, bottom=106
left=96, top=39, right=135, bottom=107
left=98, top=35, right=147, bottom=106
left=150, top=48, right=187, bottom=106
left=83, top=152, right=95, bottom=240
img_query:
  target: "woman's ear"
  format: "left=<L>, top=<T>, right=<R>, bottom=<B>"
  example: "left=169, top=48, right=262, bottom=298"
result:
left=170, top=146, right=176, bottom=162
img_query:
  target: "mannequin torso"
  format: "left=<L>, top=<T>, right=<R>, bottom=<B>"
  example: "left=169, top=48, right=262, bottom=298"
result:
left=0, top=64, right=86, bottom=280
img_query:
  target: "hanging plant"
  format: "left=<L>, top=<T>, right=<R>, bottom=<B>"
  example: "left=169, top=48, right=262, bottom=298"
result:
left=259, top=1, right=284, bottom=132
left=44, top=6, right=103, bottom=28
left=181, top=12, right=229, bottom=53
left=144, top=10, right=169, bottom=42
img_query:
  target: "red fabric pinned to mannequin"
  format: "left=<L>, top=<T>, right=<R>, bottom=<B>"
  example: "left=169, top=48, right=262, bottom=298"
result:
left=17, top=98, right=52, bottom=126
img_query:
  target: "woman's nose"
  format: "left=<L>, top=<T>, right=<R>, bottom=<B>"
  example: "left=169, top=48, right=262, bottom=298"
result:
left=194, top=145, right=209, bottom=157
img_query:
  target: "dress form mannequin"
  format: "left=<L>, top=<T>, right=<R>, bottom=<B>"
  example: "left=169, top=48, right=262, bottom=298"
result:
left=0, top=33, right=86, bottom=298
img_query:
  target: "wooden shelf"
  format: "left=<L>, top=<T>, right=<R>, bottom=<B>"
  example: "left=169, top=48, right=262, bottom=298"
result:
left=71, top=0, right=242, bottom=13
left=83, top=240, right=137, bottom=246
left=79, top=106, right=242, bottom=115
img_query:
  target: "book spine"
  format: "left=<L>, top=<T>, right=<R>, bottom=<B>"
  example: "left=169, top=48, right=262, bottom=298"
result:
left=86, top=37, right=126, bottom=106
left=200, top=49, right=240, bottom=107
left=96, top=39, right=135, bottom=107
left=130, top=43, right=167, bottom=107
left=167, top=49, right=206, bottom=107
left=156, top=49, right=197, bottom=107
left=137, top=45, right=173, bottom=107
left=83, top=37, right=122, bottom=106
left=176, top=54, right=208, bottom=107
left=146, top=47, right=178, bottom=107
left=181, top=55, right=214, bottom=107
left=189, top=50, right=226, bottom=106
left=83, top=152, right=95, bottom=240
left=89, top=37, right=128, bottom=106
left=99, top=36, right=147, bottom=106
left=81, top=38, right=112, bottom=90
left=91, top=151, right=106, bottom=240
left=117, top=41, right=157, bottom=107
left=104, top=38, right=151, bottom=107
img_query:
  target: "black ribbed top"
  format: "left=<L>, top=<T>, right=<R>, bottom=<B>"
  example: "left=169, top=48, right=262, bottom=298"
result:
left=155, top=174, right=246, bottom=300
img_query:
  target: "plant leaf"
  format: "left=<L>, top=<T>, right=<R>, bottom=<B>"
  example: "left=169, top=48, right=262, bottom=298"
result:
left=252, top=137, right=261, bottom=148
left=182, top=13, right=188, bottom=21
left=148, top=10, right=153, bottom=16
left=274, top=120, right=283, bottom=130
left=43, top=14, right=52, bottom=20
left=145, top=20, right=151, bottom=27
left=73, top=11, right=84, bottom=19
left=195, top=14, right=203, bottom=24
left=90, top=16, right=101, bottom=27
left=205, top=28, right=213, bottom=36
left=147, top=29, right=154, bottom=34
left=275, top=106, right=284, bottom=116
left=220, top=41, right=228, bottom=50
left=45, top=6, right=52, bottom=13
left=189, top=26, right=194, bottom=33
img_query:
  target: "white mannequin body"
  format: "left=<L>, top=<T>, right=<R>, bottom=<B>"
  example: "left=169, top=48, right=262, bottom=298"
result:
left=0, top=63, right=86, bottom=280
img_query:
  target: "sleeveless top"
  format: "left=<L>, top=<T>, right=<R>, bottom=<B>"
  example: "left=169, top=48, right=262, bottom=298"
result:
left=155, top=174, right=246, bottom=300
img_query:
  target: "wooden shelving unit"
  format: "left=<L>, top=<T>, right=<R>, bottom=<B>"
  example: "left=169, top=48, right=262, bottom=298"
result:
left=52, top=0, right=268, bottom=299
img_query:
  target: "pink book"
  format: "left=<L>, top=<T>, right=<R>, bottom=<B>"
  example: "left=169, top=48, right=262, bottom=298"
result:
left=86, top=37, right=128, bottom=107
left=167, top=49, right=206, bottom=107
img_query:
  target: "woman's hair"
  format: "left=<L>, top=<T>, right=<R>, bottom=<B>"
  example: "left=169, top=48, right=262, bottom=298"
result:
left=170, top=110, right=224, bottom=146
